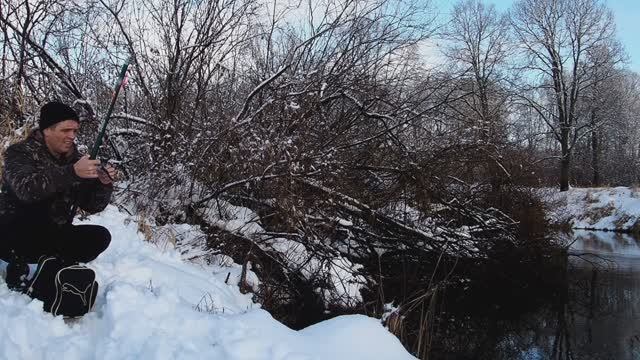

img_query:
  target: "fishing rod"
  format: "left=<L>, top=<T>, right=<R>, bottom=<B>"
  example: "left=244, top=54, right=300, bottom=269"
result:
left=91, top=58, right=131, bottom=159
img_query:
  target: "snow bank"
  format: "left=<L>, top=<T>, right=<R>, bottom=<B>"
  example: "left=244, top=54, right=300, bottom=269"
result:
left=0, top=205, right=415, bottom=360
left=545, top=187, right=640, bottom=232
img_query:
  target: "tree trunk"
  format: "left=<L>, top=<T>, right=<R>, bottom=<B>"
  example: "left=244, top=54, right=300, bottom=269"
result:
left=591, top=109, right=600, bottom=186
left=13, top=17, right=29, bottom=127
left=591, top=131, right=600, bottom=186
left=560, top=126, right=571, bottom=191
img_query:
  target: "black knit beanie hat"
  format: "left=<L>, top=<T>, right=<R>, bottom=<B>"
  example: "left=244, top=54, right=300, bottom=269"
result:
left=39, top=101, right=79, bottom=130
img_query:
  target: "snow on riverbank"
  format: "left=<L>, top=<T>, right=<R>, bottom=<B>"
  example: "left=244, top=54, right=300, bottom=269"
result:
left=545, top=187, right=640, bottom=232
left=0, top=205, right=415, bottom=360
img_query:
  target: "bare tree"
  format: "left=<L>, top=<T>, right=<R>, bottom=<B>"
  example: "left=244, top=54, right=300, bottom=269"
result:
left=442, top=0, right=512, bottom=191
left=511, top=0, right=623, bottom=191
left=580, top=43, right=625, bottom=186
left=0, top=0, right=65, bottom=122
left=572, top=69, right=640, bottom=185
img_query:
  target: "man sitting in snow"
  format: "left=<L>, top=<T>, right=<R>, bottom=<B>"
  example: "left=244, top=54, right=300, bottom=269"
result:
left=0, top=101, right=116, bottom=290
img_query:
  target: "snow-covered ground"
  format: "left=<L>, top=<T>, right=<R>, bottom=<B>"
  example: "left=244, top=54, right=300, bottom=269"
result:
left=0, top=205, right=415, bottom=360
left=545, top=187, right=640, bottom=232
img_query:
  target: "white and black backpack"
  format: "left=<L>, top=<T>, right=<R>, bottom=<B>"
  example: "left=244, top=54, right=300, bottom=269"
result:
left=25, top=256, right=98, bottom=317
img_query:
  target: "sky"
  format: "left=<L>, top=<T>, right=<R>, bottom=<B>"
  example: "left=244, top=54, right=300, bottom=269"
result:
left=434, top=0, right=640, bottom=73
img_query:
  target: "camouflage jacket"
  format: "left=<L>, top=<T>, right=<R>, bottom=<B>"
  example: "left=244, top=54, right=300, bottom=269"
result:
left=0, top=130, right=113, bottom=227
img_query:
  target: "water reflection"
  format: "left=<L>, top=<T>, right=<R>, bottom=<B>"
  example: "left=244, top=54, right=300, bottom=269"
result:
left=570, top=230, right=640, bottom=258
left=560, top=230, right=640, bottom=360
left=506, top=231, right=640, bottom=359
left=433, top=231, right=640, bottom=359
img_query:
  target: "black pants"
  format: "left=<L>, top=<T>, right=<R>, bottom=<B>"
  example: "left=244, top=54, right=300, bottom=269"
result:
left=1, top=222, right=111, bottom=264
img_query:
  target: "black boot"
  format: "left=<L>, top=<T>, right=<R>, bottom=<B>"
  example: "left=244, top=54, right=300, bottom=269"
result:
left=6, top=261, right=30, bottom=291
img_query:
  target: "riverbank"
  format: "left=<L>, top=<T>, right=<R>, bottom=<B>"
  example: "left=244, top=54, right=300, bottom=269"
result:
left=544, top=186, right=640, bottom=233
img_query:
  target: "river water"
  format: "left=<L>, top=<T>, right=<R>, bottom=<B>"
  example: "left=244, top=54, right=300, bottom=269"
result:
left=501, top=230, right=640, bottom=360
left=557, top=230, right=640, bottom=360
left=432, top=230, right=640, bottom=359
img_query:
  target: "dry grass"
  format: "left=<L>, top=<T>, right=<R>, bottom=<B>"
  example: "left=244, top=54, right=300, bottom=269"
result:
left=194, top=293, right=225, bottom=314
left=384, top=309, right=405, bottom=340
left=614, top=214, right=633, bottom=229
left=136, top=212, right=180, bottom=252
left=583, top=190, right=599, bottom=204
left=155, top=227, right=178, bottom=250
left=579, top=201, right=616, bottom=226
left=137, top=212, right=154, bottom=241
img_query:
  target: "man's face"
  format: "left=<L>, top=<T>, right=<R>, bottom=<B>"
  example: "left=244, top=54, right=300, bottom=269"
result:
left=43, top=120, right=80, bottom=157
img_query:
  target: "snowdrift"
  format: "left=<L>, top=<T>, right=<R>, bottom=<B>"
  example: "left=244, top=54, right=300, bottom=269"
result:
left=546, top=187, right=640, bottom=232
left=0, top=205, right=415, bottom=360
